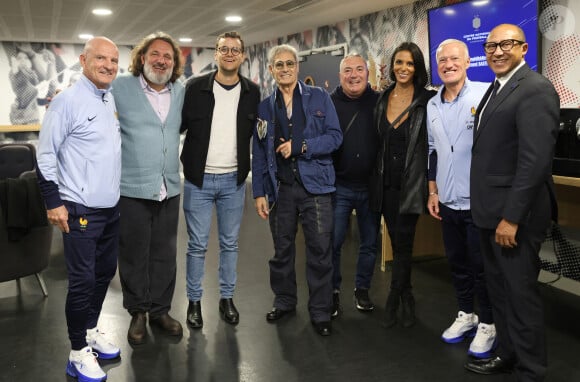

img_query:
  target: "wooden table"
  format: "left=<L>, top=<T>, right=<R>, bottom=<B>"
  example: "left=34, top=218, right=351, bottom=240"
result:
left=380, top=175, right=580, bottom=271
left=0, top=125, right=41, bottom=132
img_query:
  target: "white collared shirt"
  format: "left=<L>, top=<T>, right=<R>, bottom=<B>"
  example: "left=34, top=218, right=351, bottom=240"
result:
left=479, top=60, right=526, bottom=119
left=494, top=60, right=526, bottom=95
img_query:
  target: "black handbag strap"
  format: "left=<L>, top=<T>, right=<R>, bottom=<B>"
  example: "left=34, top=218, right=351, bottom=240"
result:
left=342, top=111, right=359, bottom=137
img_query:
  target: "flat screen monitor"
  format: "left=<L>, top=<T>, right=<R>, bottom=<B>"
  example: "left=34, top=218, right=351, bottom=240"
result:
left=427, top=0, right=539, bottom=85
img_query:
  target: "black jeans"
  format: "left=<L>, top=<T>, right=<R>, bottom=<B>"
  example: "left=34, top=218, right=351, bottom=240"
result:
left=381, top=188, right=418, bottom=294
left=268, top=182, right=333, bottom=322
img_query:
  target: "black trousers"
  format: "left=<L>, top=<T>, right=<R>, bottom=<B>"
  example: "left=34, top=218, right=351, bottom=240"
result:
left=439, top=204, right=493, bottom=323
left=479, top=190, right=551, bottom=382
left=268, top=182, right=333, bottom=322
left=381, top=188, right=418, bottom=294
left=62, top=201, right=119, bottom=350
left=118, top=195, right=180, bottom=318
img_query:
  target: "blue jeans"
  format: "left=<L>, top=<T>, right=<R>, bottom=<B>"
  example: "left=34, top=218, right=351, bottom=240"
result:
left=183, top=173, right=245, bottom=301
left=332, top=184, right=380, bottom=291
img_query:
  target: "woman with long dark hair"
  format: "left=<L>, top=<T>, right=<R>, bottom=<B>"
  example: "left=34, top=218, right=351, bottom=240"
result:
left=370, top=42, right=435, bottom=328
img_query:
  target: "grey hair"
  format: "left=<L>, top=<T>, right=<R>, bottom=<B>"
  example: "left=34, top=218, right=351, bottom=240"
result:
left=267, top=44, right=298, bottom=66
left=436, top=39, right=469, bottom=61
left=339, top=53, right=368, bottom=71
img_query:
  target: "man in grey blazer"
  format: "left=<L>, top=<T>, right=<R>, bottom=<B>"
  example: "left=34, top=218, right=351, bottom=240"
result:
left=465, top=24, right=559, bottom=381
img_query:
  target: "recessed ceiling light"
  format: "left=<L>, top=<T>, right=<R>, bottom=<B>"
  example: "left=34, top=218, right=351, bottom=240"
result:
left=92, top=8, right=112, bottom=16
left=225, top=15, right=242, bottom=23
left=79, top=34, right=94, bottom=40
left=179, top=38, right=192, bottom=43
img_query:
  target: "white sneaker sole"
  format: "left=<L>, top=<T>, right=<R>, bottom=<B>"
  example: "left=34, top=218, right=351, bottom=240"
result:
left=355, top=303, right=375, bottom=312
left=441, top=327, right=477, bottom=344
left=66, top=361, right=107, bottom=382
left=468, top=339, right=497, bottom=359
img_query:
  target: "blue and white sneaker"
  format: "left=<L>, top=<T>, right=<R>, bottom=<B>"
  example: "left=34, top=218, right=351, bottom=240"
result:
left=441, top=311, right=478, bottom=343
left=66, top=346, right=107, bottom=382
left=86, top=328, right=120, bottom=360
left=468, top=323, right=497, bottom=358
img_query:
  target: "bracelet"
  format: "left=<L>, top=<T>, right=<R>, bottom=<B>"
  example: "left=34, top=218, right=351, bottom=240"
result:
left=429, top=192, right=438, bottom=196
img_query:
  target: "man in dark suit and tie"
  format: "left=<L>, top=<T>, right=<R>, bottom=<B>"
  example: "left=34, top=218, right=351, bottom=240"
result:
left=464, top=24, right=559, bottom=381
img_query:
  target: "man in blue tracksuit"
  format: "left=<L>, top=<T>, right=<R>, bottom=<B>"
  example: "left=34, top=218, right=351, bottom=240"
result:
left=426, top=39, right=495, bottom=360
left=37, top=37, right=121, bottom=382
left=252, top=44, right=342, bottom=336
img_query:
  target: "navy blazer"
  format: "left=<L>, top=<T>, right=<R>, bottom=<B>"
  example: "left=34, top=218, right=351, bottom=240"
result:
left=470, top=63, right=559, bottom=229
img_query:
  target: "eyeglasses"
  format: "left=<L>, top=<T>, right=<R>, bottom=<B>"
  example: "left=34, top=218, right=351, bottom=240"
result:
left=482, top=39, right=525, bottom=54
left=216, top=46, right=243, bottom=56
left=274, top=60, right=296, bottom=70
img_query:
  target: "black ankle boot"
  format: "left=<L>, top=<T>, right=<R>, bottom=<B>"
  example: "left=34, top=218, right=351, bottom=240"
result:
left=383, top=291, right=400, bottom=328
left=401, top=292, right=416, bottom=328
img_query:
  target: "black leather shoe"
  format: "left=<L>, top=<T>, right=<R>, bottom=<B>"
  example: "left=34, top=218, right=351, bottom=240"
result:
left=312, top=320, right=332, bottom=336
left=150, top=313, right=183, bottom=336
left=266, top=307, right=295, bottom=322
left=128, top=312, right=147, bottom=345
left=465, top=356, right=514, bottom=375
left=187, top=301, right=203, bottom=329
left=219, top=298, right=240, bottom=325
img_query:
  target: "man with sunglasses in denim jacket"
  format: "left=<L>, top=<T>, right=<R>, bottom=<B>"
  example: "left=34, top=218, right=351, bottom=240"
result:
left=252, top=44, right=342, bottom=336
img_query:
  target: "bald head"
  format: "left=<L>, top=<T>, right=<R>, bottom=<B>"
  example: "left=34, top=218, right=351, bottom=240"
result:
left=485, top=23, right=528, bottom=77
left=80, top=36, right=119, bottom=89
left=487, top=24, right=526, bottom=43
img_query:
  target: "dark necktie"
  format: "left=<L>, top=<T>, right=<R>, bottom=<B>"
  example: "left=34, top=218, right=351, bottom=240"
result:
left=488, top=80, right=500, bottom=104
left=476, top=80, right=501, bottom=130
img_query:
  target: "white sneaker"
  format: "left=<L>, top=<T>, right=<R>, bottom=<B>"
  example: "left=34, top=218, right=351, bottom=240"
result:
left=441, top=311, right=479, bottom=343
left=66, top=346, right=107, bottom=382
left=468, top=323, right=497, bottom=358
left=86, top=328, right=120, bottom=360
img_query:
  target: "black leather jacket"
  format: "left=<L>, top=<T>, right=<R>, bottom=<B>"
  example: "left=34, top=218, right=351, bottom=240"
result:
left=180, top=71, right=260, bottom=187
left=369, top=84, right=435, bottom=214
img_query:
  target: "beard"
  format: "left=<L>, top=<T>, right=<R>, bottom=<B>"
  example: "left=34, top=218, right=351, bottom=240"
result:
left=143, top=62, right=172, bottom=85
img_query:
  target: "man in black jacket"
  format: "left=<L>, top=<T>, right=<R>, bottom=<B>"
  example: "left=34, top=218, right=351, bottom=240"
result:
left=330, top=54, right=380, bottom=317
left=180, top=31, right=260, bottom=329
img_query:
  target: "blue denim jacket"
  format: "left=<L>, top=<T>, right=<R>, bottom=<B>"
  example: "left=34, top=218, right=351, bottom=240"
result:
left=252, top=81, right=342, bottom=202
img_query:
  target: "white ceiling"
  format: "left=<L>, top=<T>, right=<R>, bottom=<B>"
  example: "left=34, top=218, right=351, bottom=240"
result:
left=1, top=0, right=415, bottom=47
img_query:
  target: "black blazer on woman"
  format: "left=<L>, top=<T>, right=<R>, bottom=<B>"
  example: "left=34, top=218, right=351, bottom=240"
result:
left=369, top=84, right=435, bottom=215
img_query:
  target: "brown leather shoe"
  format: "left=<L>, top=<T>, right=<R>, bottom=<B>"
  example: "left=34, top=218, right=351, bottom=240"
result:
left=149, top=313, right=183, bottom=336
left=128, top=312, right=147, bottom=345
